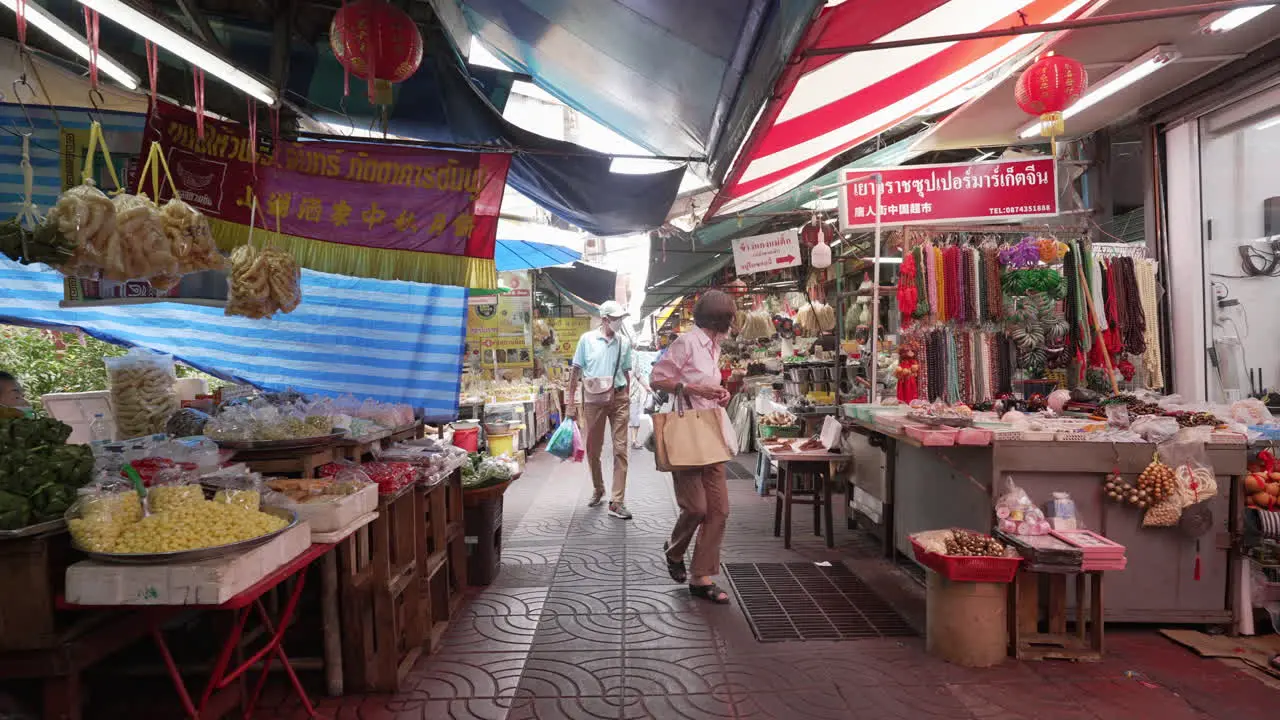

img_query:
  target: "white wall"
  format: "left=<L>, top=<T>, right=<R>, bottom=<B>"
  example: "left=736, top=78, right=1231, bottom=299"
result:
left=1197, top=93, right=1280, bottom=400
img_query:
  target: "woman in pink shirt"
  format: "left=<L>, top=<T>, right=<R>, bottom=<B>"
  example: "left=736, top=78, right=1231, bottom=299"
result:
left=649, top=290, right=735, bottom=604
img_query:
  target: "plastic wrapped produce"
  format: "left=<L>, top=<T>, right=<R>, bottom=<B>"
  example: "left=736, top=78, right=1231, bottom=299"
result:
left=165, top=408, right=210, bottom=437
left=994, top=477, right=1049, bottom=535
left=106, top=349, right=179, bottom=439
left=67, top=481, right=143, bottom=552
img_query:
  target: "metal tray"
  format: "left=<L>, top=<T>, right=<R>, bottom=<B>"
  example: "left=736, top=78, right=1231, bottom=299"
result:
left=0, top=518, right=66, bottom=540
left=77, top=507, right=298, bottom=565
left=215, top=431, right=346, bottom=451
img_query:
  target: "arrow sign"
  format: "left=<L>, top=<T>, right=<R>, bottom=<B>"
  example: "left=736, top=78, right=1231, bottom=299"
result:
left=732, top=230, right=802, bottom=277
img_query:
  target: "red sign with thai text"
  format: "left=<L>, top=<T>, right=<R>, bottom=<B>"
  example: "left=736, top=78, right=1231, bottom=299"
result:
left=838, top=158, right=1058, bottom=230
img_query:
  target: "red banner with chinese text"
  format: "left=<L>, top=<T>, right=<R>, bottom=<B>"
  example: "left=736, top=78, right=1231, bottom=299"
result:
left=838, top=158, right=1058, bottom=230
left=139, top=101, right=509, bottom=260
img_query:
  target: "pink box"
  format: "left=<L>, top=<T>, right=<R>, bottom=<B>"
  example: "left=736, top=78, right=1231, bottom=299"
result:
left=1051, top=529, right=1126, bottom=559
left=956, top=427, right=993, bottom=446
left=904, top=424, right=958, bottom=446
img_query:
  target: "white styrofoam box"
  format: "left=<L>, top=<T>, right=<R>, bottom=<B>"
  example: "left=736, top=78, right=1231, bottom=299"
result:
left=275, top=484, right=378, bottom=535
left=65, top=522, right=311, bottom=606
left=310, top=511, right=377, bottom=544
left=41, top=390, right=114, bottom=444
left=174, top=377, right=208, bottom=402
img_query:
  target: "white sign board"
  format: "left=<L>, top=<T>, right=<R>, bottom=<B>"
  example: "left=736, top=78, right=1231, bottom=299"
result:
left=731, top=230, right=802, bottom=277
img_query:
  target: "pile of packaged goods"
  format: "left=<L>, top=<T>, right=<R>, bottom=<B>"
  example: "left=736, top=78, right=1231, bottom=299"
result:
left=205, top=394, right=417, bottom=444
left=378, top=438, right=471, bottom=483
left=461, top=379, right=543, bottom=404
left=0, top=417, right=95, bottom=530
left=67, top=467, right=287, bottom=555
left=50, top=180, right=225, bottom=290
left=205, top=402, right=336, bottom=443
left=319, top=461, right=417, bottom=495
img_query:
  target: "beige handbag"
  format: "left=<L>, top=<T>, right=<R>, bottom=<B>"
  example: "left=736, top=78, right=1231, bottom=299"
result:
left=652, top=396, right=731, bottom=471
left=582, top=341, right=623, bottom=405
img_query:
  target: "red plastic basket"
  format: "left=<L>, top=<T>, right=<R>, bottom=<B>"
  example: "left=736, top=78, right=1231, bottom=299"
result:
left=911, top=538, right=1022, bottom=583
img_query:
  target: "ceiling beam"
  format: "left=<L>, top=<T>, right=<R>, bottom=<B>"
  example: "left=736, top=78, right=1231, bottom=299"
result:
left=173, top=0, right=223, bottom=52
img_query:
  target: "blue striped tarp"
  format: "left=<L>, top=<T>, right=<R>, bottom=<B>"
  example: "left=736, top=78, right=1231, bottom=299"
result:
left=0, top=257, right=468, bottom=421
left=0, top=104, right=145, bottom=219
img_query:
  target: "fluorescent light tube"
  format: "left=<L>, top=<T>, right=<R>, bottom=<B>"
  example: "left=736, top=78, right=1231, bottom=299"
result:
left=77, top=0, right=275, bottom=105
left=1, top=0, right=139, bottom=89
left=1202, top=5, right=1274, bottom=34
left=1019, top=45, right=1179, bottom=139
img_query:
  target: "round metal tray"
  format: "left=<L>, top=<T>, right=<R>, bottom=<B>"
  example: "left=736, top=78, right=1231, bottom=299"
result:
left=214, top=431, right=346, bottom=451
left=76, top=507, right=298, bottom=565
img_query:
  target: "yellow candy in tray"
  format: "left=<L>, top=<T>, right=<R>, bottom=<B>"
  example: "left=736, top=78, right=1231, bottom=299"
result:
left=110, top=500, right=287, bottom=554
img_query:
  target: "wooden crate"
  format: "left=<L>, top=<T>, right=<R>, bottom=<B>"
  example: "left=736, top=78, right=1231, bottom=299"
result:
left=417, top=469, right=468, bottom=655
left=340, top=484, right=423, bottom=692
left=233, top=445, right=336, bottom=479
left=0, top=530, right=72, bottom=652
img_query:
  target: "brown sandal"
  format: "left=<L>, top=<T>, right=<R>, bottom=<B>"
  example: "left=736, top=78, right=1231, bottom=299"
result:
left=689, top=583, right=730, bottom=604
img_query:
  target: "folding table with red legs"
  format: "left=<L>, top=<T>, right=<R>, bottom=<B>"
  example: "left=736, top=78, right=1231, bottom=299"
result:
left=60, top=542, right=334, bottom=720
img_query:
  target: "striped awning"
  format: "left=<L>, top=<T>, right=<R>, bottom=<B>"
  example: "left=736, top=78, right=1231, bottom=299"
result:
left=710, top=0, right=1108, bottom=215
left=0, top=258, right=468, bottom=421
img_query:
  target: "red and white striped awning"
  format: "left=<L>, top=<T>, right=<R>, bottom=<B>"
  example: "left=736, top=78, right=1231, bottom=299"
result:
left=709, top=0, right=1110, bottom=217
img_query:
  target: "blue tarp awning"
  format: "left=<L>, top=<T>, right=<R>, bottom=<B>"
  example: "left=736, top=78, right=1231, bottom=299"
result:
left=443, top=0, right=823, bottom=167
left=0, top=258, right=469, bottom=421
left=495, top=240, right=580, bottom=271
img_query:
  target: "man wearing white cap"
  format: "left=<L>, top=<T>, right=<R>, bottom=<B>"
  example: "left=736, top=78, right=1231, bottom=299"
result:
left=567, top=301, right=634, bottom=519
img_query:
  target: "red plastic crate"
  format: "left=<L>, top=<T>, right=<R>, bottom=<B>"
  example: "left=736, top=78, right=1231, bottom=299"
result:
left=911, top=538, right=1021, bottom=583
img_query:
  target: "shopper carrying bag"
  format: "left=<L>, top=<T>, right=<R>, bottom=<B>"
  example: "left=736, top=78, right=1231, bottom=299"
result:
left=649, top=290, right=737, bottom=605
left=566, top=301, right=635, bottom=519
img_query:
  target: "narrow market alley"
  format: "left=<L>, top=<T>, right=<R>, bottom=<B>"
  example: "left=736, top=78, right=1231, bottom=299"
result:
left=261, top=448, right=1279, bottom=720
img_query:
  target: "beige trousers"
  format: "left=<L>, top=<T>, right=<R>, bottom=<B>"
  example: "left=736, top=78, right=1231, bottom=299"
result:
left=581, top=389, right=629, bottom=503
left=667, top=463, right=729, bottom=578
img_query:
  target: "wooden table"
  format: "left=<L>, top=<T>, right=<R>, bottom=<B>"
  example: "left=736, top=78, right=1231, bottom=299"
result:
left=760, top=445, right=852, bottom=549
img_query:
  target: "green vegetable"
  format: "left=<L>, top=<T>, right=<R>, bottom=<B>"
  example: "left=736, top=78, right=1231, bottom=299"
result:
left=0, top=418, right=94, bottom=530
left=0, top=490, right=31, bottom=530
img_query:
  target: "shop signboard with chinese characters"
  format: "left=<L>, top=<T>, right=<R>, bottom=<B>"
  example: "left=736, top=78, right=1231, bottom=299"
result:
left=837, top=158, right=1058, bottom=229
left=466, top=271, right=533, bottom=371
left=139, top=100, right=509, bottom=262
left=731, top=229, right=802, bottom=277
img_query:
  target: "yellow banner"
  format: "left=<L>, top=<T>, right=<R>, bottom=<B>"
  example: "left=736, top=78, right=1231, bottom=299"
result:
left=467, top=271, right=532, bottom=368
left=547, top=317, right=591, bottom=358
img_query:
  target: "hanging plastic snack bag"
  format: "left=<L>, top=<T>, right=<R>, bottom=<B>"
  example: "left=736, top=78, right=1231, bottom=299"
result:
left=106, top=348, right=180, bottom=439
left=994, top=476, right=1049, bottom=535
left=1159, top=427, right=1219, bottom=508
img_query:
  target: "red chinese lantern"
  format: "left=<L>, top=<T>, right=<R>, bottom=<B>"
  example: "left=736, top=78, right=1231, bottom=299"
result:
left=330, top=1, right=424, bottom=105
left=1015, top=52, right=1088, bottom=138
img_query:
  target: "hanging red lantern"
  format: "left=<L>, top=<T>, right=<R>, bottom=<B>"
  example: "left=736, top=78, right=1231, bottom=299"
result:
left=330, top=1, right=424, bottom=105
left=1015, top=52, right=1088, bottom=138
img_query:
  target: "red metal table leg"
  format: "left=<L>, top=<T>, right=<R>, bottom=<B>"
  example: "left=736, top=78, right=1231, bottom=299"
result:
left=150, top=621, right=200, bottom=719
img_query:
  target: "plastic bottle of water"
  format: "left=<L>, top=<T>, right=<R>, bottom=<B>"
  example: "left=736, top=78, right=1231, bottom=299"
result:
left=89, top=413, right=110, bottom=443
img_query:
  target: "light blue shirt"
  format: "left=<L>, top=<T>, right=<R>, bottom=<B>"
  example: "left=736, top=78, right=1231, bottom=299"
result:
left=572, top=329, right=633, bottom=388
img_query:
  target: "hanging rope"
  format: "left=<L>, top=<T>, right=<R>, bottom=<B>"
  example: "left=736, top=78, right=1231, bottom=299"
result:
left=15, top=0, right=28, bottom=47
left=146, top=41, right=159, bottom=106
left=82, top=7, right=100, bottom=90
left=247, top=98, right=258, bottom=183
left=193, top=68, right=206, bottom=140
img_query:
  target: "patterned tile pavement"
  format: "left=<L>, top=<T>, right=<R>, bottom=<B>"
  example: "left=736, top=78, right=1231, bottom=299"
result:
left=252, top=447, right=1277, bottom=719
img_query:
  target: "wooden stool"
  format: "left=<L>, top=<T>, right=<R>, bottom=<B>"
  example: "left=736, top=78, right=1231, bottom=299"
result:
left=1007, top=569, right=1104, bottom=661
left=772, top=461, right=835, bottom=549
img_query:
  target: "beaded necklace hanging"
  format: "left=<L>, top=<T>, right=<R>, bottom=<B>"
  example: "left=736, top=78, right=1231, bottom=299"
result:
left=934, top=245, right=947, bottom=323
left=913, top=246, right=929, bottom=319
left=925, top=243, right=939, bottom=325
left=898, top=251, right=918, bottom=329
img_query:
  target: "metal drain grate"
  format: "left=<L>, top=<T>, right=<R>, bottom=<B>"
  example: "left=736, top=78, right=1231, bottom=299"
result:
left=722, top=562, right=917, bottom=642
